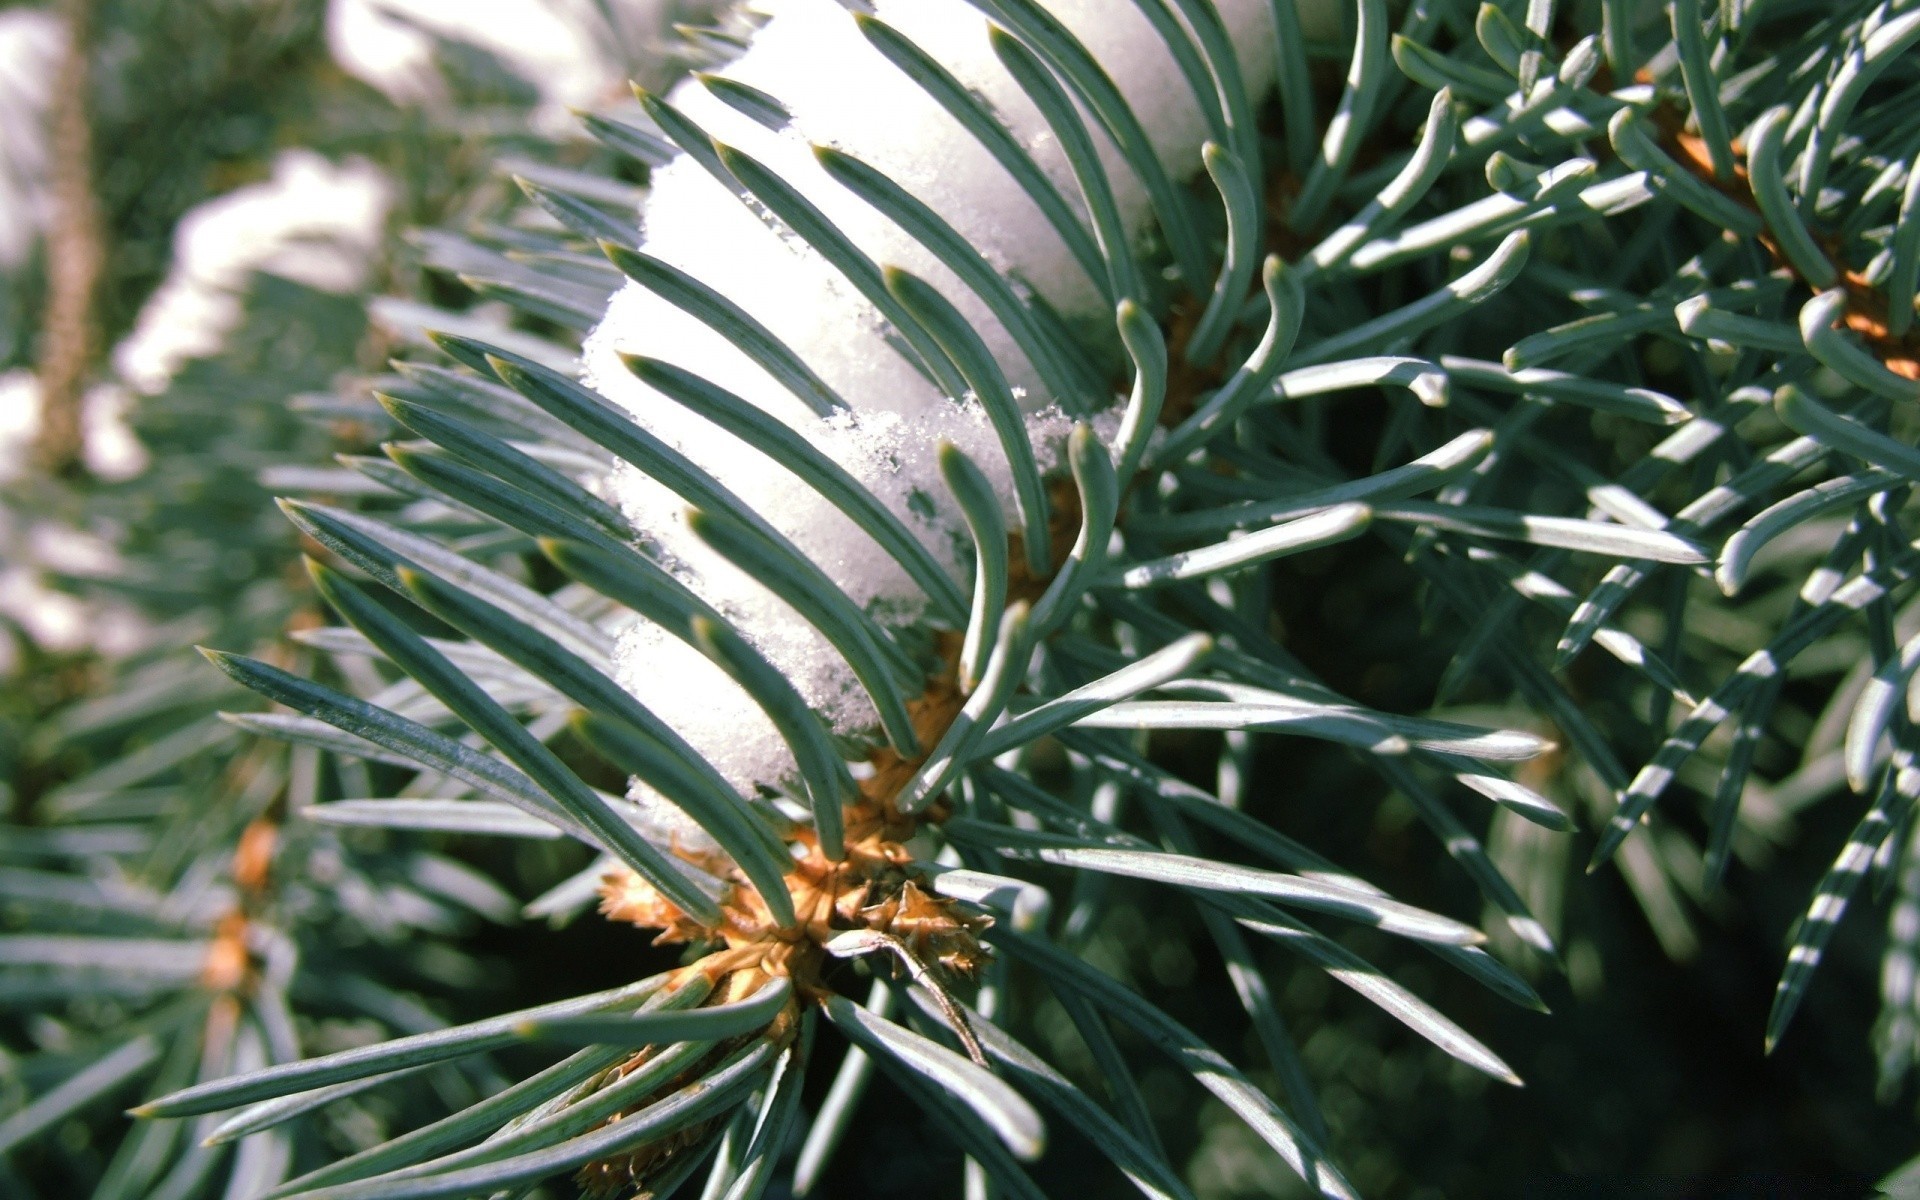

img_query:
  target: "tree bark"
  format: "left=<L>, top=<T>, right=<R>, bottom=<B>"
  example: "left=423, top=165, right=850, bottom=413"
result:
left=30, top=0, right=102, bottom=480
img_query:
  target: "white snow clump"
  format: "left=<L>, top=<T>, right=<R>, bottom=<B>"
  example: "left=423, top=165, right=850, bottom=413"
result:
left=585, top=0, right=1278, bottom=802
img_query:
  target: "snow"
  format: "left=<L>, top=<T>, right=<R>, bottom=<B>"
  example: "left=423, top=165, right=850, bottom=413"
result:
left=0, top=371, right=38, bottom=486
left=4, top=147, right=387, bottom=567
left=607, top=398, right=1095, bottom=795
left=0, top=7, right=62, bottom=271
left=0, top=370, right=154, bottom=672
left=582, top=0, right=1277, bottom=801
left=0, top=384, right=151, bottom=671
left=326, top=0, right=710, bottom=120
left=114, top=150, right=392, bottom=396
left=0, top=371, right=151, bottom=487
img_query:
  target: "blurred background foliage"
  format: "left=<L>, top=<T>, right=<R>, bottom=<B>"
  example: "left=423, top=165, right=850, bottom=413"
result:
left=0, top=0, right=1916, bottom=1197
left=0, top=3, right=701, bottom=1195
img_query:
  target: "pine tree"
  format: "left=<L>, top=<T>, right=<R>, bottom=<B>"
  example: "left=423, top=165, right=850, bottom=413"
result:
left=7, top=0, right=1920, bottom=1196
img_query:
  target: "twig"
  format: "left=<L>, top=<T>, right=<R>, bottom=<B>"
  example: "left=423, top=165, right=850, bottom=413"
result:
left=1658, top=110, right=1920, bottom=380
left=31, top=0, right=103, bottom=479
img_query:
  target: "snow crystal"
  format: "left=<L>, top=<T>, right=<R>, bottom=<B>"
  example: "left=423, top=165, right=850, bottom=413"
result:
left=590, top=0, right=1278, bottom=798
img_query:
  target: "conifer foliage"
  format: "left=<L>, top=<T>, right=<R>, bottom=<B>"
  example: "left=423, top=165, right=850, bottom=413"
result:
left=6, top=0, right=1920, bottom=1196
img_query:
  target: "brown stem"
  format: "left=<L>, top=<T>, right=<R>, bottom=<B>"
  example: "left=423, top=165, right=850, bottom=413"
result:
left=1654, top=107, right=1920, bottom=381
left=31, top=0, right=102, bottom=480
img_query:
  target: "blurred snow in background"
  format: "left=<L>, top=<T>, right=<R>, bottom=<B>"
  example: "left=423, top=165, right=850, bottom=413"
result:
left=0, top=8, right=61, bottom=273
left=0, top=0, right=692, bottom=670
left=329, top=0, right=682, bottom=119
left=114, top=149, right=392, bottom=397
left=0, top=371, right=143, bottom=486
left=0, top=0, right=691, bottom=484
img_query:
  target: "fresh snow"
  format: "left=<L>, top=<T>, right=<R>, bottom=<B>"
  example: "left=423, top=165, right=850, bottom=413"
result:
left=586, top=0, right=1277, bottom=805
